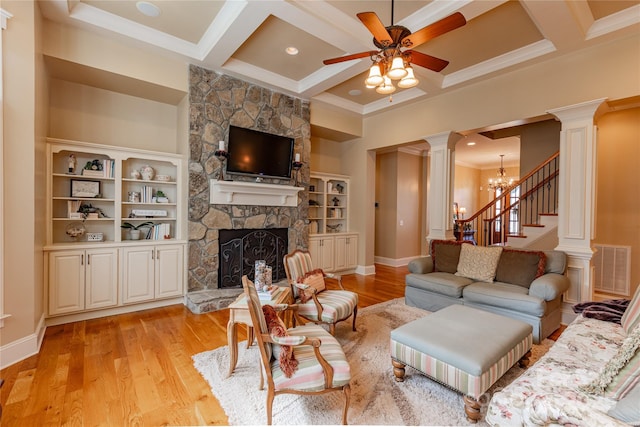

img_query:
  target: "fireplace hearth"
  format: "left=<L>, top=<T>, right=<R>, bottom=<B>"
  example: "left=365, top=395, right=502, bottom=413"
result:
left=218, top=228, right=288, bottom=288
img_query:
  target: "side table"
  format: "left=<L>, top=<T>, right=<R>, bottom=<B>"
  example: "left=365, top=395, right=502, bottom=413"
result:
left=226, top=286, right=292, bottom=377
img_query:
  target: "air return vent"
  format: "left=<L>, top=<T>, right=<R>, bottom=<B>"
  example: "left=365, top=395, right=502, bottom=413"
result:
left=593, top=244, right=631, bottom=297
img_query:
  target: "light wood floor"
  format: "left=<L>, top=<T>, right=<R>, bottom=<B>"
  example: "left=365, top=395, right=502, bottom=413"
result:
left=0, top=264, right=409, bottom=426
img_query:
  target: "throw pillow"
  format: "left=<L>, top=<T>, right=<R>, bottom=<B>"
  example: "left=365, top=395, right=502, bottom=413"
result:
left=621, top=285, right=640, bottom=334
left=430, top=240, right=467, bottom=274
left=606, top=335, right=640, bottom=399
left=297, top=269, right=326, bottom=303
left=455, top=244, right=503, bottom=283
left=581, top=325, right=640, bottom=395
left=262, top=304, right=298, bottom=378
left=495, top=249, right=546, bottom=288
left=608, top=381, right=640, bottom=425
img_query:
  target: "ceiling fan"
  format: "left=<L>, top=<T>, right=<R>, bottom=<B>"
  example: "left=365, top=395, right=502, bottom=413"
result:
left=323, top=1, right=466, bottom=94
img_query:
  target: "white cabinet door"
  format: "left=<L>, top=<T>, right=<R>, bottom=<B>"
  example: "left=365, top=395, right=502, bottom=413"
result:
left=122, top=246, right=155, bottom=303
left=344, top=234, right=358, bottom=270
left=155, top=244, right=184, bottom=299
left=309, top=236, right=335, bottom=272
left=85, top=248, right=118, bottom=310
left=333, top=234, right=359, bottom=271
left=48, top=251, right=85, bottom=315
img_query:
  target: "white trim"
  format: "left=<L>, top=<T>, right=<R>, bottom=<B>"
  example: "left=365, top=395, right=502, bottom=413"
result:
left=355, top=264, right=376, bottom=275
left=374, top=256, right=415, bottom=267
left=587, top=4, right=640, bottom=40
left=1, top=8, right=12, bottom=30
left=0, top=315, right=46, bottom=370
left=210, top=180, right=303, bottom=207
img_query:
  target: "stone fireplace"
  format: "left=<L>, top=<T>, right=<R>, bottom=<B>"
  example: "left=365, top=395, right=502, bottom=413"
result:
left=185, top=65, right=310, bottom=314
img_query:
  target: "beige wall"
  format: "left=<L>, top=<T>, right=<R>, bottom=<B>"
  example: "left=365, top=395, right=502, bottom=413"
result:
left=594, top=107, right=640, bottom=295
left=375, top=152, right=398, bottom=259
left=49, top=79, right=181, bottom=152
left=1, top=0, right=44, bottom=351
left=454, top=164, right=481, bottom=217
left=310, top=136, right=344, bottom=175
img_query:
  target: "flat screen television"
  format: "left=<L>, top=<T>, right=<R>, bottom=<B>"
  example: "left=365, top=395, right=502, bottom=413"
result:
left=226, top=126, right=294, bottom=179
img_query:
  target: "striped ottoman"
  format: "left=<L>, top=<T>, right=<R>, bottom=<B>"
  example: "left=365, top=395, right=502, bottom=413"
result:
left=390, top=305, right=532, bottom=422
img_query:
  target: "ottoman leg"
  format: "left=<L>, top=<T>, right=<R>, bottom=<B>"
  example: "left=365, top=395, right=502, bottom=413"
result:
left=463, top=395, right=481, bottom=423
left=518, top=350, right=532, bottom=368
left=391, top=359, right=406, bottom=382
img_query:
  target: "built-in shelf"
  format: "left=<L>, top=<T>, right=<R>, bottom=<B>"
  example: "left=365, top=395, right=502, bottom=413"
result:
left=210, top=180, right=303, bottom=206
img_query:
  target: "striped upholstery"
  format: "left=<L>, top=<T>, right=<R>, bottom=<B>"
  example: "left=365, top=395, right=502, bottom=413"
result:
left=284, top=251, right=314, bottom=298
left=621, top=286, right=640, bottom=334
left=244, top=277, right=273, bottom=361
left=271, top=324, right=351, bottom=392
left=298, top=290, right=358, bottom=323
left=391, top=334, right=532, bottom=398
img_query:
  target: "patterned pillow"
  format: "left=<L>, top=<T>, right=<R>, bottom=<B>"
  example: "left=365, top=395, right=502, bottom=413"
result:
left=296, top=269, right=326, bottom=303
left=582, top=325, right=640, bottom=395
left=455, top=245, right=503, bottom=283
left=621, top=285, right=640, bottom=334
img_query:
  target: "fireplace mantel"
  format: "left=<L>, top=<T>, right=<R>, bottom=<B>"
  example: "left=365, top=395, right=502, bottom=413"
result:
left=210, top=180, right=303, bottom=207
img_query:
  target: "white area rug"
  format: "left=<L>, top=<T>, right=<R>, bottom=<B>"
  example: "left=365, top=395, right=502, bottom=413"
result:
left=192, top=298, right=553, bottom=425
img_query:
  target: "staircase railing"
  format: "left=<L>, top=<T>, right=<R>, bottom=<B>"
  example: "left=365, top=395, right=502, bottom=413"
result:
left=455, top=152, right=559, bottom=247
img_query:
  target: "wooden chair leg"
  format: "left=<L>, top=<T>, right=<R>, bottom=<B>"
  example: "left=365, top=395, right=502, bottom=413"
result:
left=342, top=384, right=351, bottom=425
left=464, top=395, right=481, bottom=423
left=266, top=389, right=275, bottom=425
left=329, top=323, right=336, bottom=336
left=351, top=306, right=358, bottom=331
left=518, top=350, right=532, bottom=368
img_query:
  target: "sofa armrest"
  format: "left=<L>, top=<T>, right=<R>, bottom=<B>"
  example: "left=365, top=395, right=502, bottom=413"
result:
left=408, top=256, right=434, bottom=274
left=529, top=273, right=570, bottom=301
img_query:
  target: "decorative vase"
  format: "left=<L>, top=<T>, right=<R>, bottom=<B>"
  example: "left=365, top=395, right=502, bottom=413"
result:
left=140, top=165, right=155, bottom=181
left=130, top=229, right=141, bottom=240
left=130, top=170, right=141, bottom=179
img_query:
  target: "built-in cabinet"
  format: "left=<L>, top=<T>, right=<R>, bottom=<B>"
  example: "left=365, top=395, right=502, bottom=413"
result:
left=45, top=138, right=186, bottom=322
left=308, top=172, right=358, bottom=272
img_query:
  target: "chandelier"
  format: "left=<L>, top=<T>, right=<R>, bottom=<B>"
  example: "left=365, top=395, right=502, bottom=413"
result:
left=487, top=154, right=514, bottom=192
left=364, top=50, right=419, bottom=95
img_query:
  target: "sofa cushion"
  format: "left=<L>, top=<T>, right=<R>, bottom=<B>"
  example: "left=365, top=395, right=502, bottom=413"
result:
left=455, top=245, right=503, bottom=283
left=463, top=282, right=546, bottom=317
left=430, top=240, right=468, bottom=273
left=543, top=250, right=567, bottom=274
left=495, top=249, right=546, bottom=288
left=605, top=342, right=640, bottom=400
left=406, top=272, right=473, bottom=298
left=608, top=382, right=640, bottom=424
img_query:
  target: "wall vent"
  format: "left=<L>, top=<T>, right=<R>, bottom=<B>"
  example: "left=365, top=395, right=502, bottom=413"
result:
left=593, top=244, right=631, bottom=297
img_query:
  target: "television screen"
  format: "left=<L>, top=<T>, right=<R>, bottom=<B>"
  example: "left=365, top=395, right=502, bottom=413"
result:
left=226, top=126, right=294, bottom=179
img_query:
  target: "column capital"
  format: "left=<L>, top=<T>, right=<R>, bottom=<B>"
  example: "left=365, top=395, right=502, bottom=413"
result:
left=548, top=98, right=607, bottom=124
left=423, top=131, right=463, bottom=150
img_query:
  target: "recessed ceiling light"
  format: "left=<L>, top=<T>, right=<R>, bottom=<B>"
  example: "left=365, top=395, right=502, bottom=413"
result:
left=467, top=141, right=476, bottom=146
left=348, top=89, right=362, bottom=96
left=136, top=1, right=161, bottom=17
left=285, top=47, right=299, bottom=55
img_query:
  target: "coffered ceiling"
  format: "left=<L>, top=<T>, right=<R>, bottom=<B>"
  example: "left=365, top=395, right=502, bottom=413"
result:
left=39, top=0, right=640, bottom=117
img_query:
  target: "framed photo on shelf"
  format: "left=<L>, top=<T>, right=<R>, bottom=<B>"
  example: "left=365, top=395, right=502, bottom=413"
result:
left=71, top=180, right=100, bottom=198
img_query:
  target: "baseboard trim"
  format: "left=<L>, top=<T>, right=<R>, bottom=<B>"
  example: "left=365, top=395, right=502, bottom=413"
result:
left=1, top=313, right=46, bottom=370
left=374, top=256, right=415, bottom=267
left=355, top=264, right=376, bottom=275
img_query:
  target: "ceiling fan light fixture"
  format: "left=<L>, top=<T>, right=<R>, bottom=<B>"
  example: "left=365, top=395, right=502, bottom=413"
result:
left=387, top=55, right=407, bottom=80
left=375, top=76, right=396, bottom=94
left=365, top=63, right=384, bottom=87
left=397, top=65, right=418, bottom=88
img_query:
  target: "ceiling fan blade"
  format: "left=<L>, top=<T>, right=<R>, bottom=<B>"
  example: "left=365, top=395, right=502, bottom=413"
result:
left=401, top=12, right=466, bottom=48
left=323, top=51, right=377, bottom=65
left=407, top=51, right=449, bottom=72
left=357, top=12, right=393, bottom=46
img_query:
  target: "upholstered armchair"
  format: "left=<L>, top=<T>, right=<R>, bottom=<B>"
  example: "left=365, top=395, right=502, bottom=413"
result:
left=241, top=275, right=351, bottom=425
left=283, top=250, right=358, bottom=335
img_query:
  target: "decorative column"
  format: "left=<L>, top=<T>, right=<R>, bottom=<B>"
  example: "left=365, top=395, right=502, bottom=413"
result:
left=548, top=98, right=606, bottom=322
left=425, top=131, right=463, bottom=242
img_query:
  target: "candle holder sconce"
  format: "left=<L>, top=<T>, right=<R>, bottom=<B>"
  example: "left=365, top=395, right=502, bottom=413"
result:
left=292, top=161, right=303, bottom=186
left=215, top=150, right=229, bottom=181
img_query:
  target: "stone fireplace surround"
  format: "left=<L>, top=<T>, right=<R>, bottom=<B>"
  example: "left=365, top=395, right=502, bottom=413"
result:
left=185, top=65, right=310, bottom=314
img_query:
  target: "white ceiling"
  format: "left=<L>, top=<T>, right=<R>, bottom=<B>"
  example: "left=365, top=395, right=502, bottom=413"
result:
left=37, top=1, right=639, bottom=169
left=38, top=0, right=640, bottom=118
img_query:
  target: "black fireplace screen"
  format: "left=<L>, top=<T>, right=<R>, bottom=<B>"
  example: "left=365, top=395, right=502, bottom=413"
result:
left=218, top=228, right=288, bottom=288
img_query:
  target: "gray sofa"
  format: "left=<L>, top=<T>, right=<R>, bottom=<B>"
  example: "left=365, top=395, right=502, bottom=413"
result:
left=405, top=240, right=570, bottom=343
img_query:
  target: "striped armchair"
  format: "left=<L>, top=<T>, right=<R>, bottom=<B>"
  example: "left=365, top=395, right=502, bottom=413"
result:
left=242, top=276, right=351, bottom=425
left=283, top=250, right=358, bottom=335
